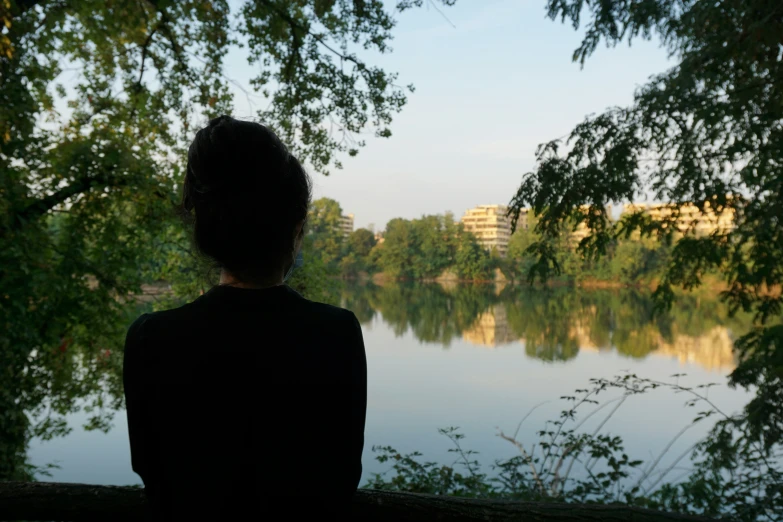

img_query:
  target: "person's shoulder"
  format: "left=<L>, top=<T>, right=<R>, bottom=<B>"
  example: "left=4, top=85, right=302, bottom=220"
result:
left=125, top=300, right=196, bottom=342
left=289, top=288, right=358, bottom=327
left=304, top=300, right=357, bottom=323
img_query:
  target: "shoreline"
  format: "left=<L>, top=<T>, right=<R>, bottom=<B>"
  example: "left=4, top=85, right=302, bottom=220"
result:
left=339, top=272, right=731, bottom=293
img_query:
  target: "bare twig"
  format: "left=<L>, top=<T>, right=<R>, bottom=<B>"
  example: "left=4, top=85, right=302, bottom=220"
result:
left=427, top=0, right=456, bottom=29
left=497, top=431, right=545, bottom=496
left=643, top=442, right=699, bottom=495
left=513, top=400, right=551, bottom=440
left=561, top=394, right=628, bottom=487
left=633, top=417, right=698, bottom=492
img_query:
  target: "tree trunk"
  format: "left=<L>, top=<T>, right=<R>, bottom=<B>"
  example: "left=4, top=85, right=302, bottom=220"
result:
left=0, top=482, right=717, bottom=522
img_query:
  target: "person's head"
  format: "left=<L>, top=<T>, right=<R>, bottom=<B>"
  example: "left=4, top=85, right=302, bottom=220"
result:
left=181, top=115, right=311, bottom=286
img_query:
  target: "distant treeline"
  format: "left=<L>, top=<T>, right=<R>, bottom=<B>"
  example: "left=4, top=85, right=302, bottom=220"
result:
left=303, top=198, right=671, bottom=286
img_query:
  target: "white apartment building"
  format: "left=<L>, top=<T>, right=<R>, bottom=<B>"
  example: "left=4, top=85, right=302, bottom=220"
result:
left=460, top=204, right=523, bottom=257
left=621, top=202, right=734, bottom=236
left=338, top=213, right=354, bottom=237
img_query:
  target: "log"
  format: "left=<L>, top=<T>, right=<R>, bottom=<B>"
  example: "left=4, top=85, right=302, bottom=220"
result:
left=0, top=482, right=718, bottom=521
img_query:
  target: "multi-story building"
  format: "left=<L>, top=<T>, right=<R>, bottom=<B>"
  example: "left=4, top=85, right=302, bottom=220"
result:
left=374, top=231, right=385, bottom=245
left=338, top=213, right=354, bottom=237
left=621, top=202, right=735, bottom=236
left=460, top=205, right=515, bottom=257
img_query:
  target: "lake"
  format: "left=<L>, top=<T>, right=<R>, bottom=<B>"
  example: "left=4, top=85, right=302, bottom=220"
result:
left=27, top=282, right=753, bottom=488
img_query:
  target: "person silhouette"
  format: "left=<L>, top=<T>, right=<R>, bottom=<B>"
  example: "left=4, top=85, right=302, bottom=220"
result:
left=123, top=116, right=367, bottom=520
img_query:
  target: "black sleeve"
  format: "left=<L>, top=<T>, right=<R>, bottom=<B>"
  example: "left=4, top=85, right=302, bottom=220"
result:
left=349, top=312, right=368, bottom=492
left=123, top=314, right=160, bottom=495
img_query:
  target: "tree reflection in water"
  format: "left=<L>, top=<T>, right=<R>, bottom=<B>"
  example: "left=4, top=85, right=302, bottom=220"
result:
left=342, top=282, right=750, bottom=369
left=2, top=282, right=751, bottom=481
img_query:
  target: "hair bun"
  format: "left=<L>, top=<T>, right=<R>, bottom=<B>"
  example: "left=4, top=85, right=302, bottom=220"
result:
left=181, top=116, right=312, bottom=284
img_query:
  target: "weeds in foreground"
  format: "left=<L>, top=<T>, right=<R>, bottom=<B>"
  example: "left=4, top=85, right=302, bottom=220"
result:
left=365, top=373, right=782, bottom=521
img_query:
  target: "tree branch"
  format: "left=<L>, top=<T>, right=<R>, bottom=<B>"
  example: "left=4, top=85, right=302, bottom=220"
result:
left=11, top=167, right=125, bottom=230
left=256, top=0, right=367, bottom=71
left=128, top=25, right=159, bottom=121
left=143, top=0, right=188, bottom=74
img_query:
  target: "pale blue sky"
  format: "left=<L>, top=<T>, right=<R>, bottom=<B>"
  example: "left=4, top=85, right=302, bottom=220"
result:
left=231, top=0, right=672, bottom=230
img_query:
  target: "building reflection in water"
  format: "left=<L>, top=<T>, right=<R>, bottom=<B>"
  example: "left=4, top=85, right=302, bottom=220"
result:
left=461, top=304, right=517, bottom=348
left=653, top=326, right=736, bottom=371
left=460, top=304, right=737, bottom=372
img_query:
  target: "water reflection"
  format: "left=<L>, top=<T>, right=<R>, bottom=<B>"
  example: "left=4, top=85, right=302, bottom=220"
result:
left=342, top=282, right=745, bottom=371
left=462, top=305, right=516, bottom=348
left=11, top=282, right=748, bottom=484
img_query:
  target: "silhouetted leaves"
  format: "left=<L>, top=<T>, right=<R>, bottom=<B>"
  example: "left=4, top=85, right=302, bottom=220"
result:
left=508, top=0, right=783, bottom=463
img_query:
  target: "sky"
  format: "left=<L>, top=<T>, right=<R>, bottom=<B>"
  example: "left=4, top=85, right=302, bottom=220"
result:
left=224, top=1, right=672, bottom=231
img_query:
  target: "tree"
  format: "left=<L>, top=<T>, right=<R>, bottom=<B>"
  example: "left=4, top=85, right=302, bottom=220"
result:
left=340, top=228, right=378, bottom=277
left=0, top=0, right=455, bottom=481
left=409, top=215, right=456, bottom=279
left=506, top=214, right=539, bottom=279
left=454, top=231, right=491, bottom=281
left=347, top=228, right=377, bottom=260
left=372, top=214, right=493, bottom=281
left=376, top=218, right=415, bottom=279
left=348, top=228, right=378, bottom=258
left=508, top=0, right=783, bottom=494
left=610, top=238, right=668, bottom=286
left=287, top=235, right=341, bottom=305
left=308, top=197, right=346, bottom=267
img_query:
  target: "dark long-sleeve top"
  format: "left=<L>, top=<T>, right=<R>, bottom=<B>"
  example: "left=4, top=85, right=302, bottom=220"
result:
left=123, top=284, right=367, bottom=520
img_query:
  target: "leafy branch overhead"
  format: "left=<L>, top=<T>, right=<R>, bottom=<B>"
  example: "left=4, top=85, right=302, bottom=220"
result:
left=508, top=0, right=782, bottom=449
left=0, top=0, right=455, bottom=482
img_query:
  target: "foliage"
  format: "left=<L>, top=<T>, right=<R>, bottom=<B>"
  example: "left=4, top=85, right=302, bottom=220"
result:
left=308, top=197, right=347, bottom=268
left=346, top=228, right=377, bottom=260
left=374, top=218, right=416, bottom=279
left=370, top=213, right=492, bottom=281
left=0, top=0, right=455, bottom=481
left=287, top=235, right=342, bottom=306
left=339, top=228, right=377, bottom=278
left=366, top=428, right=494, bottom=497
left=310, top=197, right=676, bottom=285
left=608, top=238, right=666, bottom=286
left=508, top=0, right=783, bottom=454
left=454, top=231, right=492, bottom=281
left=367, top=374, right=782, bottom=520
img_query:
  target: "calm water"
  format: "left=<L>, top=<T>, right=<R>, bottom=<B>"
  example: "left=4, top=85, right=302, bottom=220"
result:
left=27, top=283, right=753, bottom=486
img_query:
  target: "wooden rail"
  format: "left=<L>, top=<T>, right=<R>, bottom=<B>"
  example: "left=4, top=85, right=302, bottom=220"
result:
left=0, top=482, right=718, bottom=521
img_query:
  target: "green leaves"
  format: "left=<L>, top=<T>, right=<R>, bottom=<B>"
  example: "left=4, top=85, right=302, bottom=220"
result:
left=510, top=0, right=783, bottom=456
left=308, top=197, right=347, bottom=268
left=239, top=0, right=449, bottom=173
left=374, top=214, right=492, bottom=281
left=1, top=0, right=456, bottom=481
left=368, top=372, right=782, bottom=519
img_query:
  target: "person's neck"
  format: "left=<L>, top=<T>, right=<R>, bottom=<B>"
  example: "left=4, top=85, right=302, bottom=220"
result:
left=219, top=270, right=284, bottom=289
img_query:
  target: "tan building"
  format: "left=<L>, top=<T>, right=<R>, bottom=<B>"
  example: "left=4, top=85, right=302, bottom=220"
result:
left=621, top=202, right=735, bottom=236
left=338, top=213, right=354, bottom=237
left=374, top=231, right=385, bottom=245
left=460, top=205, right=515, bottom=257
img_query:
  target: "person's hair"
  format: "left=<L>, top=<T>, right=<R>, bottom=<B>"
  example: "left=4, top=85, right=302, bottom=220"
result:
left=181, top=115, right=311, bottom=284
